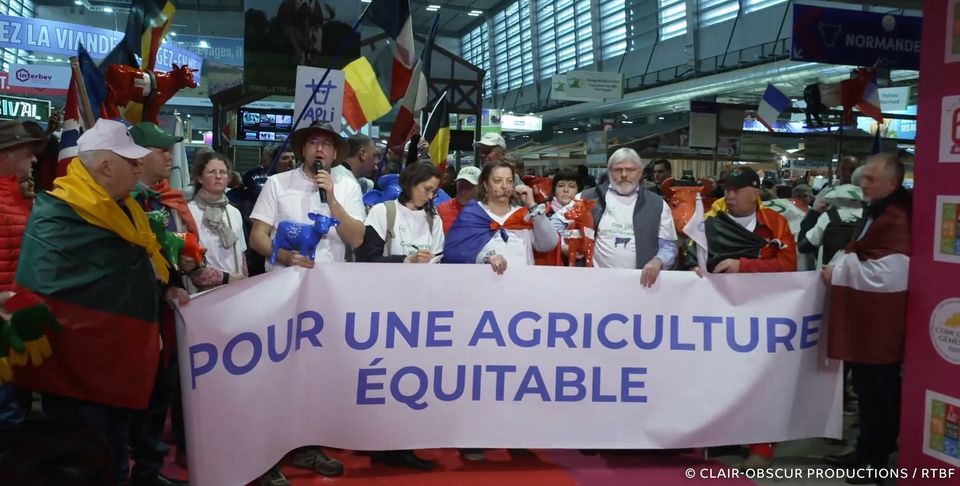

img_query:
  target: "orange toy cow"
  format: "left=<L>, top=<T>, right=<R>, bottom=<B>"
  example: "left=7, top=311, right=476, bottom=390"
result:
left=105, top=64, right=198, bottom=124
left=563, top=199, right=596, bottom=267
left=660, top=177, right=715, bottom=236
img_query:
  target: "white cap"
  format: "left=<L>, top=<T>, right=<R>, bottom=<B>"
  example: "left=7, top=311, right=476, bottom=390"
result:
left=456, top=166, right=481, bottom=185
left=473, top=132, right=506, bottom=150
left=77, top=119, right=152, bottom=160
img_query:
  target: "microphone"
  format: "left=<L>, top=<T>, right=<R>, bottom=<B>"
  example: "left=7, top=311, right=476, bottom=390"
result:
left=314, top=157, right=327, bottom=203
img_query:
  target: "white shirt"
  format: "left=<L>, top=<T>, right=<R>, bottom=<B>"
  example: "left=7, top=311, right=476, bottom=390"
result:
left=365, top=202, right=445, bottom=257
left=250, top=166, right=366, bottom=269
left=730, top=213, right=758, bottom=232
left=593, top=191, right=678, bottom=269
left=476, top=203, right=534, bottom=266
left=188, top=200, right=247, bottom=275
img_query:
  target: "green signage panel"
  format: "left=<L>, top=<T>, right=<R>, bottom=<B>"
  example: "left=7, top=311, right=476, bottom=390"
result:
left=0, top=95, right=51, bottom=121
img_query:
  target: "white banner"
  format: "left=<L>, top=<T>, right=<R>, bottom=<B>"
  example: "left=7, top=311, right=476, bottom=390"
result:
left=551, top=71, right=624, bottom=102
left=177, top=265, right=842, bottom=486
left=293, top=65, right=344, bottom=132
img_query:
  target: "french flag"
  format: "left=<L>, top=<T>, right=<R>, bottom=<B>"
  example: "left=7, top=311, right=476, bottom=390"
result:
left=387, top=14, right=439, bottom=151
left=364, top=0, right=415, bottom=103
left=56, top=74, right=83, bottom=178
left=856, top=74, right=883, bottom=122
left=756, top=83, right=791, bottom=132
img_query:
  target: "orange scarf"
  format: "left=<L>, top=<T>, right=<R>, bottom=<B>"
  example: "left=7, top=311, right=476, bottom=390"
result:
left=152, top=179, right=199, bottom=235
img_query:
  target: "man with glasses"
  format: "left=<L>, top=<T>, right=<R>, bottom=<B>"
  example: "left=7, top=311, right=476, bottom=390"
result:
left=247, top=121, right=364, bottom=484
left=579, top=148, right=678, bottom=287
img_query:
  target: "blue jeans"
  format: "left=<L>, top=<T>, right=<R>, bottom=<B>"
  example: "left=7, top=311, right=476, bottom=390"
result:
left=0, top=383, right=32, bottom=429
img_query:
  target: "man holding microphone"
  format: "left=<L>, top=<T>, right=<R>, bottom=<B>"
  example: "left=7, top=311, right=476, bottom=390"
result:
left=249, top=120, right=366, bottom=269
left=247, top=121, right=365, bottom=483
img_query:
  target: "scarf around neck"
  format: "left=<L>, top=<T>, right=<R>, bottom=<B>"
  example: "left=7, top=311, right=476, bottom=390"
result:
left=48, top=159, right=170, bottom=282
left=133, top=179, right=200, bottom=236
left=194, top=189, right=239, bottom=249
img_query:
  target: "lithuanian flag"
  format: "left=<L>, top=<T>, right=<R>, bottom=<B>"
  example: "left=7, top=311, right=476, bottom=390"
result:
left=423, top=92, right=450, bottom=166
left=342, top=57, right=391, bottom=131
left=13, top=193, right=162, bottom=409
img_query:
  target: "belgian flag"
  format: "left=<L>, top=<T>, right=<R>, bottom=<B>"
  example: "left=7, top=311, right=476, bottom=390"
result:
left=101, top=0, right=176, bottom=71
left=423, top=93, right=450, bottom=166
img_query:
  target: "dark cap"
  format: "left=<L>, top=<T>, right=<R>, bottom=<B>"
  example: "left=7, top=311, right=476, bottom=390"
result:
left=0, top=120, right=44, bottom=152
left=724, top=167, right=760, bottom=189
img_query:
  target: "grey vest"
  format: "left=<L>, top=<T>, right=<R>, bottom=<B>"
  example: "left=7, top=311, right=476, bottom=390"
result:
left=580, top=182, right=664, bottom=269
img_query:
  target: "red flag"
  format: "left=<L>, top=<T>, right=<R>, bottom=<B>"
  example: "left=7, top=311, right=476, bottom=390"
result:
left=364, top=0, right=415, bottom=102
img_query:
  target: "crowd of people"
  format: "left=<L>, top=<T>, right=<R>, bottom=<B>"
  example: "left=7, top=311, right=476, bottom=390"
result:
left=0, top=118, right=910, bottom=486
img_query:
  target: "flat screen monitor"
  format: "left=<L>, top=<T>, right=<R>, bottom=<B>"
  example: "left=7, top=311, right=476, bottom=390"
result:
left=237, top=106, right=295, bottom=144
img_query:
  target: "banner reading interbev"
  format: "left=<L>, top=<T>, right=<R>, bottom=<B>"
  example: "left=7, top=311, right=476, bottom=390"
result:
left=177, top=265, right=842, bottom=486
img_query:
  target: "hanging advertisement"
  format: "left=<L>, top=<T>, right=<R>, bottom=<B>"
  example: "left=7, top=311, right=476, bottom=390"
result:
left=551, top=71, right=624, bottom=103
left=5, top=64, right=71, bottom=96
left=243, top=0, right=360, bottom=96
left=791, top=4, right=922, bottom=70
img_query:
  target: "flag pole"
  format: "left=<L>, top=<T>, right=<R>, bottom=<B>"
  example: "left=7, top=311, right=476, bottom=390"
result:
left=268, top=4, right=373, bottom=174
left=69, top=56, right=96, bottom=129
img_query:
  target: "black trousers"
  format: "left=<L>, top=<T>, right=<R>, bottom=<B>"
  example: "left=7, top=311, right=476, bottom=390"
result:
left=129, top=352, right=181, bottom=480
left=850, top=362, right=902, bottom=465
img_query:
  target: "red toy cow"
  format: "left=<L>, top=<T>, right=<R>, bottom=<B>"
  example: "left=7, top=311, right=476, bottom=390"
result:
left=660, top=177, right=715, bottom=236
left=521, top=175, right=554, bottom=205
left=563, top=199, right=596, bottom=267
left=105, top=64, right=198, bottom=124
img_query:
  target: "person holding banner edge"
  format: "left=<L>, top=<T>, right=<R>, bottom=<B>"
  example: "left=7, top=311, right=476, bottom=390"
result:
left=248, top=121, right=365, bottom=483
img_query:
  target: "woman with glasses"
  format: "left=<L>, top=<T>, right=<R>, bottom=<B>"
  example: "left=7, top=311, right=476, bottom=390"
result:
left=187, top=151, right=247, bottom=291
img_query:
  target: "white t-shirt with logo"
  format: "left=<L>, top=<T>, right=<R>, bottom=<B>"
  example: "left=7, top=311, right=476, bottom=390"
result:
left=476, top=204, right=533, bottom=266
left=593, top=190, right=677, bottom=269
left=250, top=167, right=366, bottom=269
left=365, top=202, right=445, bottom=257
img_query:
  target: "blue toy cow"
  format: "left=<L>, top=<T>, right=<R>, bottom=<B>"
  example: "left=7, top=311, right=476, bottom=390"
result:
left=269, top=212, right=340, bottom=264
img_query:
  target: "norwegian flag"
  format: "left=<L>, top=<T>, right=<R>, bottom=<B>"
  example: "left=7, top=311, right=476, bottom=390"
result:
left=56, top=74, right=83, bottom=178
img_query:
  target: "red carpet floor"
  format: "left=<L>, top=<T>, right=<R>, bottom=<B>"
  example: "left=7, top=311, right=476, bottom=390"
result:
left=161, top=448, right=757, bottom=485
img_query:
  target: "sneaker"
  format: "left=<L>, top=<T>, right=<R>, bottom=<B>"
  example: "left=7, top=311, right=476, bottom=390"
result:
left=258, top=466, right=289, bottom=486
left=460, top=448, right=485, bottom=461
left=291, top=448, right=344, bottom=477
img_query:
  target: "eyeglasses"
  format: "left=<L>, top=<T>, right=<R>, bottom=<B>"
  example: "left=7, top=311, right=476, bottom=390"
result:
left=307, top=138, right=335, bottom=148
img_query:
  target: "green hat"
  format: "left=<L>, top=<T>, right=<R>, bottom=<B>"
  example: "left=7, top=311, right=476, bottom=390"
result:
left=128, top=122, right=183, bottom=149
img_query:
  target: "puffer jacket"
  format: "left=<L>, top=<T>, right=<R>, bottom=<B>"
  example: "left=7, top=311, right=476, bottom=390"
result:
left=0, top=175, right=32, bottom=291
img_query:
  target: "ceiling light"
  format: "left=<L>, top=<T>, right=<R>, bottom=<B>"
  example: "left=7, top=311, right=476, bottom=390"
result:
left=46, top=56, right=54, bottom=61
left=426, top=4, right=441, bottom=11
left=658, top=116, right=665, bottom=120
left=468, top=10, right=482, bottom=16
left=73, top=0, right=82, bottom=5
left=198, top=40, right=210, bottom=48
left=169, top=31, right=177, bottom=36
left=103, top=6, right=113, bottom=12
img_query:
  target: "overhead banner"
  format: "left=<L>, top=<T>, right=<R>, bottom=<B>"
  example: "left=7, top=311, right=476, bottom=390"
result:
left=243, top=0, right=360, bottom=96
left=791, top=4, right=922, bottom=70
left=177, top=265, right=843, bottom=486
left=293, top=65, right=344, bottom=132
left=0, top=15, right=204, bottom=82
left=551, top=71, right=624, bottom=103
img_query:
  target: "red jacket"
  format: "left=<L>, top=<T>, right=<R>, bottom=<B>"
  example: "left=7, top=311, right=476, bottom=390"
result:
left=0, top=175, right=32, bottom=291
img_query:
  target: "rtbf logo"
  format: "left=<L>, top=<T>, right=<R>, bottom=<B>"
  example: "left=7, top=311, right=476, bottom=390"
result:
left=15, top=69, right=30, bottom=83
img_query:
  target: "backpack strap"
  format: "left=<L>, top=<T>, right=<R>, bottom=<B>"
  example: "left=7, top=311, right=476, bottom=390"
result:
left=385, top=201, right=397, bottom=255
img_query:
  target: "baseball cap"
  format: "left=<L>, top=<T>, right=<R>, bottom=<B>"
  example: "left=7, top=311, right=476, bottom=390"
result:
left=724, top=167, right=760, bottom=189
left=456, top=166, right=481, bottom=185
left=128, top=122, right=183, bottom=149
left=473, top=132, right=506, bottom=150
left=77, top=119, right=152, bottom=159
